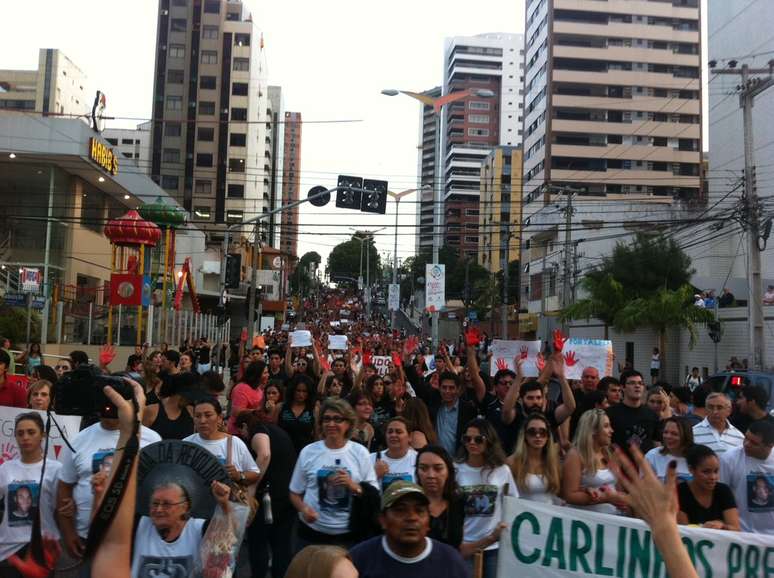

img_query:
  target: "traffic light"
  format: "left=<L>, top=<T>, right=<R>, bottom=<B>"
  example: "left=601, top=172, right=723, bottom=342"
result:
left=361, top=179, right=388, bottom=214
left=225, top=253, right=241, bottom=289
left=336, top=175, right=363, bottom=209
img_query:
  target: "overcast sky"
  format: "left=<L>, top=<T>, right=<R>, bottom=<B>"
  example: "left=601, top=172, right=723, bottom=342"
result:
left=1, top=0, right=708, bottom=270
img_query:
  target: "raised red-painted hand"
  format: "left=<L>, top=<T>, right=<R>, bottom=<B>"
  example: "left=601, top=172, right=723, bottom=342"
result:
left=564, top=351, right=579, bottom=367
left=519, top=346, right=529, bottom=360
left=495, top=358, right=508, bottom=371
left=553, top=329, right=568, bottom=353
left=465, top=327, right=481, bottom=347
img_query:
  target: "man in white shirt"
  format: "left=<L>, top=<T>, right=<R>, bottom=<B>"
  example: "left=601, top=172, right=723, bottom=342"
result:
left=692, top=392, right=744, bottom=454
left=720, top=420, right=774, bottom=534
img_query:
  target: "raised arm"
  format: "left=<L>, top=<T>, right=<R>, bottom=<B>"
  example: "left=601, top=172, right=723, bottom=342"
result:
left=553, top=355, right=577, bottom=424
left=285, top=343, right=295, bottom=377
left=466, top=343, right=487, bottom=404
left=501, top=358, right=524, bottom=425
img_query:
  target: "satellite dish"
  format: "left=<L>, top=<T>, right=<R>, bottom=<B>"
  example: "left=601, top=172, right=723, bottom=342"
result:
left=308, top=185, right=330, bottom=207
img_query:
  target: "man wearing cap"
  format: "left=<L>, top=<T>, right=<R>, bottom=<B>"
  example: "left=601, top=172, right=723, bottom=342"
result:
left=349, top=481, right=469, bottom=578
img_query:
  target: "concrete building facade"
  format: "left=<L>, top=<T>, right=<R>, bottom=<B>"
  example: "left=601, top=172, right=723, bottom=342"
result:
left=266, top=86, right=285, bottom=249
left=416, top=86, right=442, bottom=256
left=280, top=111, right=301, bottom=260
left=103, top=121, right=152, bottom=174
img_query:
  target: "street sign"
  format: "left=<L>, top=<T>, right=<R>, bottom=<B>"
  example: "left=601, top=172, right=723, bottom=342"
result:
left=469, top=310, right=478, bottom=320
left=388, top=283, right=400, bottom=311
left=20, top=268, right=41, bottom=293
left=2, top=294, right=44, bottom=310
left=425, top=264, right=445, bottom=312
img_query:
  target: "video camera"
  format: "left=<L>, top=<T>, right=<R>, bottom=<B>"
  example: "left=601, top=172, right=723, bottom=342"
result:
left=54, top=364, right=134, bottom=418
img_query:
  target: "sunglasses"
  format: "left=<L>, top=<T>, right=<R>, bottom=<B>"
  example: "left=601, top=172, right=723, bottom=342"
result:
left=526, top=427, right=548, bottom=438
left=55, top=365, right=70, bottom=370
left=321, top=415, right=346, bottom=424
left=462, top=434, right=486, bottom=445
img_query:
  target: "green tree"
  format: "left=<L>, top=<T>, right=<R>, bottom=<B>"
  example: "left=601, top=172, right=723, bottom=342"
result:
left=327, top=235, right=381, bottom=286
left=290, top=251, right=322, bottom=295
left=561, top=272, right=626, bottom=339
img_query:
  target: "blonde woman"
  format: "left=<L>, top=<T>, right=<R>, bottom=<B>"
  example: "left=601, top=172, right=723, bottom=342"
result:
left=507, top=413, right=561, bottom=504
left=285, top=545, right=357, bottom=578
left=562, top=409, right=627, bottom=515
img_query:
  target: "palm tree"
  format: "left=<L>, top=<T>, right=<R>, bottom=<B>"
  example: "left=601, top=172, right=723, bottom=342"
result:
left=613, top=285, right=715, bottom=378
left=560, top=272, right=626, bottom=340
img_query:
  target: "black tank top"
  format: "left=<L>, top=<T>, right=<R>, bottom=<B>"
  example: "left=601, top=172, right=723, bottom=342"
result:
left=150, top=400, right=194, bottom=440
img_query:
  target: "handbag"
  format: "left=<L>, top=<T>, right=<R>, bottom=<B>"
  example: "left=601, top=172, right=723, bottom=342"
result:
left=227, top=435, right=259, bottom=525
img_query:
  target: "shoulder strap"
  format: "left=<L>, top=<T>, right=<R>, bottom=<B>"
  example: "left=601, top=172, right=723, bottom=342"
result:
left=227, top=434, right=233, bottom=465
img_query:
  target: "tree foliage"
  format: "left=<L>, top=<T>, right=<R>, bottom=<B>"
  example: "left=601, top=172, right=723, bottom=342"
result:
left=327, top=236, right=381, bottom=286
left=289, top=251, right=322, bottom=295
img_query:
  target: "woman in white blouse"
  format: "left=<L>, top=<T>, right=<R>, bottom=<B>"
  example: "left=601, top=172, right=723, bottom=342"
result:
left=507, top=413, right=562, bottom=504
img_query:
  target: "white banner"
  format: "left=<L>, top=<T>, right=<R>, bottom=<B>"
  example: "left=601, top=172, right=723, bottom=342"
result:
left=490, top=340, right=543, bottom=377
left=328, top=335, right=348, bottom=350
left=388, top=283, right=400, bottom=311
left=562, top=338, right=614, bottom=380
left=0, top=406, right=81, bottom=463
left=259, top=316, right=274, bottom=333
left=498, top=497, right=771, bottom=578
left=425, top=264, right=445, bottom=312
left=289, top=330, right=312, bottom=347
left=372, top=356, right=392, bottom=376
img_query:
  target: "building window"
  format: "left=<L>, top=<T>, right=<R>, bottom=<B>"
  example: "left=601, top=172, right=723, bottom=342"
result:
left=228, top=158, right=245, bottom=172
left=200, top=75, right=216, bottom=89
left=199, top=101, right=215, bottom=115
left=197, top=127, right=215, bottom=141
left=166, top=96, right=182, bottom=111
left=234, top=33, right=251, bottom=46
left=106, top=138, right=118, bottom=145
left=196, top=153, right=213, bottom=167
left=231, top=108, right=247, bottom=121
left=203, top=0, right=220, bottom=13
left=165, top=122, right=181, bottom=137
left=232, top=82, right=248, bottom=96
left=162, top=148, right=180, bottom=163
left=226, top=210, right=243, bottom=223
left=167, top=69, right=184, bottom=84
left=168, top=44, right=185, bottom=58
left=229, top=133, right=246, bottom=147
left=469, top=114, right=490, bottom=124
left=468, top=127, right=490, bottom=137
left=161, top=175, right=179, bottom=190
left=201, top=51, right=218, bottom=64
left=202, top=25, right=218, bottom=39
left=193, top=206, right=212, bottom=220
left=195, top=180, right=212, bottom=194
left=121, top=138, right=135, bottom=145
left=171, top=18, right=187, bottom=32
left=227, top=184, right=245, bottom=198
left=233, top=57, right=249, bottom=71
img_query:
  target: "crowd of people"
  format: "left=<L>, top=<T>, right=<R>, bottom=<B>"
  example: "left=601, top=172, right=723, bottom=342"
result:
left=0, top=286, right=772, bottom=578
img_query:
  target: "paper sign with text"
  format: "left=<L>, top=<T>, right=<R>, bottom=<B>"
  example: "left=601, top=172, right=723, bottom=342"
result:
left=489, top=340, right=543, bottom=377
left=372, top=356, right=392, bottom=376
left=0, top=406, right=81, bottom=463
left=289, top=330, right=312, bottom=347
left=328, top=335, right=348, bottom=350
left=561, top=338, right=614, bottom=379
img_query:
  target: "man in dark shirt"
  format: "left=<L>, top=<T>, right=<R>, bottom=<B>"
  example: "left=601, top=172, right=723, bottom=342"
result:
left=733, top=384, right=774, bottom=433
left=606, top=370, right=660, bottom=454
left=267, top=348, right=289, bottom=384
left=349, top=481, right=468, bottom=578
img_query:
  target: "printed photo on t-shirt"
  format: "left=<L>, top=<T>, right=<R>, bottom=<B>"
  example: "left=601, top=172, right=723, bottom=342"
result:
left=92, top=450, right=115, bottom=475
left=137, top=555, right=194, bottom=578
left=382, top=472, right=412, bottom=492
left=747, top=474, right=774, bottom=511
left=7, top=482, right=38, bottom=527
left=462, top=484, right=497, bottom=517
left=317, top=467, right=351, bottom=511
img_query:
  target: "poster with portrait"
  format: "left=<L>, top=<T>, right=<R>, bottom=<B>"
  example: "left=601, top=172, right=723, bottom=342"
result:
left=462, top=484, right=497, bottom=517
left=92, top=450, right=115, bottom=475
left=7, top=482, right=39, bottom=527
left=747, top=474, right=774, bottom=511
left=317, top=467, right=351, bottom=511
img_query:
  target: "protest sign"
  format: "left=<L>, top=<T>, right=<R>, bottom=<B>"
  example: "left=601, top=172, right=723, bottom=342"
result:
left=0, top=406, right=81, bottom=463
left=424, top=354, right=437, bottom=377
left=328, top=335, right=348, bottom=350
left=425, top=264, right=445, bottom=312
left=388, top=283, right=400, bottom=311
left=489, top=340, right=542, bottom=377
left=289, top=330, right=312, bottom=347
left=498, top=497, right=770, bottom=578
left=561, top=338, right=614, bottom=380
left=372, top=356, right=392, bottom=376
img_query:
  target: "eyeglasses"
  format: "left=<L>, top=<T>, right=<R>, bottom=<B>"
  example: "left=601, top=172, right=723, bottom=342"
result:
left=526, top=427, right=548, bottom=438
left=150, top=500, right=187, bottom=510
left=462, top=434, right=486, bottom=445
left=321, top=415, right=346, bottom=424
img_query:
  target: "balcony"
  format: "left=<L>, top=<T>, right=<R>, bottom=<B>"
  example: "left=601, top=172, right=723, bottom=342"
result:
left=552, top=44, right=698, bottom=67
left=553, top=69, right=700, bottom=90
left=553, top=0, right=698, bottom=20
left=551, top=118, right=700, bottom=138
left=551, top=93, right=699, bottom=114
left=553, top=20, right=699, bottom=44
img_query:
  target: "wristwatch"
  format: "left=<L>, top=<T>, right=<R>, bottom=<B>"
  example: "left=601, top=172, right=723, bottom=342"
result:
left=239, top=471, right=246, bottom=483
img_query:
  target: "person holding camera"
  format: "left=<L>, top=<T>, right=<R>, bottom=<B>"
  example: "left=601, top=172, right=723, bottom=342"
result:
left=56, top=375, right=162, bottom=562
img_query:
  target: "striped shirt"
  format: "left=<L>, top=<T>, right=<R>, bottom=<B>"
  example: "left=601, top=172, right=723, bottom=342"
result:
left=692, top=418, right=744, bottom=454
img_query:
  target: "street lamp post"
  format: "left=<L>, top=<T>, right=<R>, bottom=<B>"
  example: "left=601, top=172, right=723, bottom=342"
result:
left=382, top=87, right=494, bottom=348
left=387, top=188, right=425, bottom=331
left=351, top=227, right=385, bottom=319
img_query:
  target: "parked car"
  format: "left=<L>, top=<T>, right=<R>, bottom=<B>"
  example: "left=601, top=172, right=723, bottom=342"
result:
left=702, top=371, right=774, bottom=412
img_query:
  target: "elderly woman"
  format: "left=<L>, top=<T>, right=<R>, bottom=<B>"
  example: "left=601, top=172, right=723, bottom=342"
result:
left=289, top=398, right=378, bottom=550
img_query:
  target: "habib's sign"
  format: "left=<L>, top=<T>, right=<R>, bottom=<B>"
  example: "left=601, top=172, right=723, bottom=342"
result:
left=89, top=137, right=118, bottom=176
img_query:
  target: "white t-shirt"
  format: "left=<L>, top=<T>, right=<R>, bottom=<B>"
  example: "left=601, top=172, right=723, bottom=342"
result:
left=578, top=468, right=619, bottom=515
left=521, top=473, right=560, bottom=505
left=455, top=462, right=517, bottom=550
left=58, top=423, right=162, bottom=537
left=182, top=434, right=260, bottom=474
left=131, top=515, right=206, bottom=578
left=720, top=445, right=774, bottom=534
left=644, top=449, right=691, bottom=482
left=370, top=448, right=417, bottom=492
left=0, top=458, right=61, bottom=561
left=289, top=440, right=378, bottom=534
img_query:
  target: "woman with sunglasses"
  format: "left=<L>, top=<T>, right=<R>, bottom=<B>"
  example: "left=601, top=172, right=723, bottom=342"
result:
left=53, top=358, right=72, bottom=380
left=562, top=409, right=627, bottom=515
left=278, top=375, right=317, bottom=454
left=289, top=398, right=378, bottom=550
left=455, top=418, right=516, bottom=578
left=507, top=414, right=562, bottom=504
left=415, top=445, right=465, bottom=548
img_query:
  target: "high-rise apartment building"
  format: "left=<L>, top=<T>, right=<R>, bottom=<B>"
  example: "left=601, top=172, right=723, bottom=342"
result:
left=150, top=0, right=269, bottom=232
left=415, top=86, right=441, bottom=256
left=520, top=0, right=701, bottom=326
left=280, top=111, right=301, bottom=259
left=0, top=49, right=89, bottom=117
left=266, top=86, right=285, bottom=249
left=442, top=33, right=525, bottom=259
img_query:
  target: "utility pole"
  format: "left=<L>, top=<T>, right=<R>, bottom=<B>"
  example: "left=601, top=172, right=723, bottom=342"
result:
left=560, top=190, right=575, bottom=333
left=246, top=224, right=261, bottom=345
left=366, top=234, right=371, bottom=318
left=501, top=228, right=511, bottom=339
left=712, top=62, right=774, bottom=370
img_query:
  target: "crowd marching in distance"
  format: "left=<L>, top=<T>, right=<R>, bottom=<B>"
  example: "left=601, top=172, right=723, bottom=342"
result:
left=0, top=286, right=771, bottom=578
